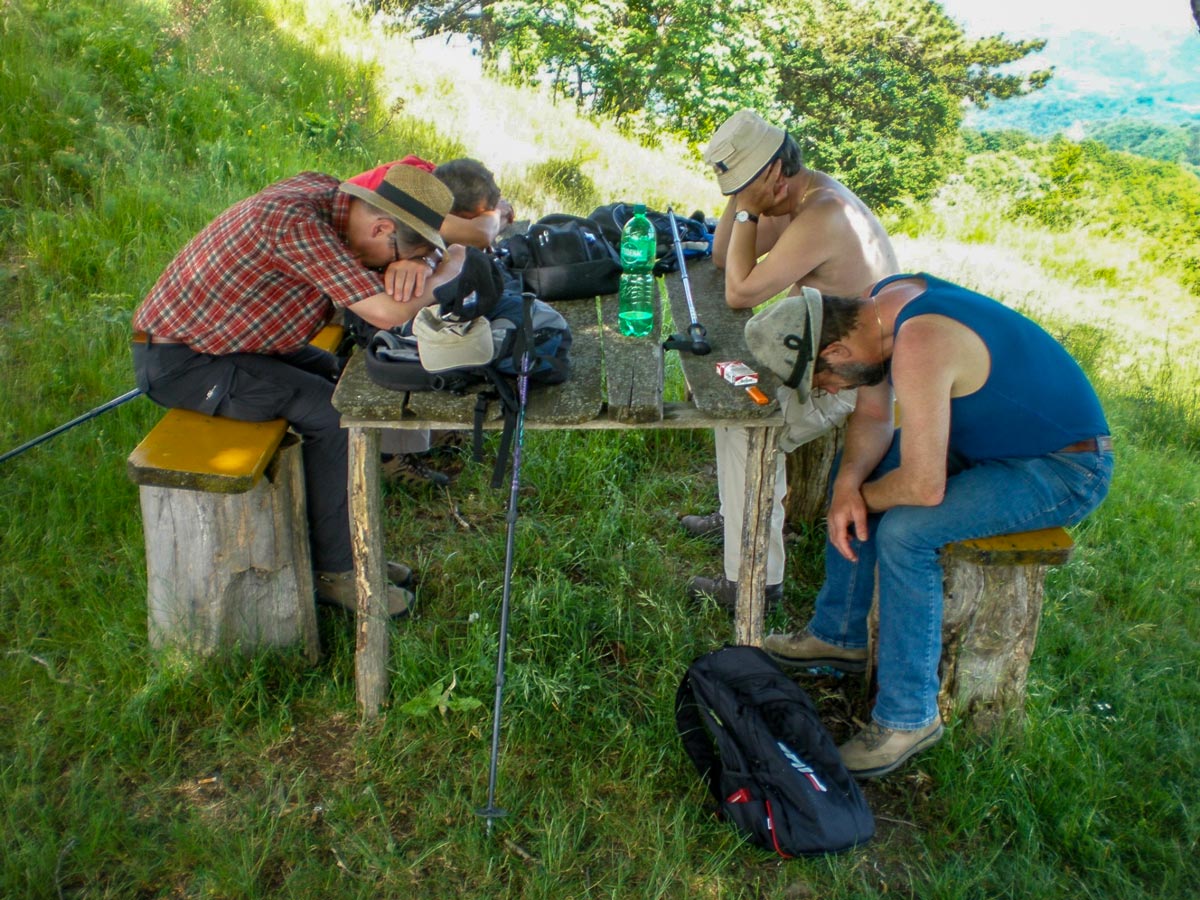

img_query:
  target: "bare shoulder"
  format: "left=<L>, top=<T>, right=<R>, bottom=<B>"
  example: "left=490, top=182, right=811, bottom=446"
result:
left=893, top=312, right=988, bottom=396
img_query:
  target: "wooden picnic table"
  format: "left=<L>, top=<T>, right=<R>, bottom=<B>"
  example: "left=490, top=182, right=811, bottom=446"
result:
left=332, top=258, right=784, bottom=719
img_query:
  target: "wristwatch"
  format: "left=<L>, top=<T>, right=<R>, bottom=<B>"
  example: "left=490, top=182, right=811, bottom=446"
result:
left=734, top=210, right=759, bottom=224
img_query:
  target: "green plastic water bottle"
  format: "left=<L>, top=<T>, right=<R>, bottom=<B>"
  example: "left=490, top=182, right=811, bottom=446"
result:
left=618, top=204, right=656, bottom=337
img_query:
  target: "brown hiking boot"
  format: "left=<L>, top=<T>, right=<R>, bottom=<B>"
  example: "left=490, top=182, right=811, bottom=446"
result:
left=687, top=574, right=781, bottom=612
left=838, top=718, right=944, bottom=778
left=315, top=568, right=414, bottom=618
left=680, top=510, right=724, bottom=541
left=381, top=453, right=451, bottom=490
left=762, top=632, right=868, bottom=673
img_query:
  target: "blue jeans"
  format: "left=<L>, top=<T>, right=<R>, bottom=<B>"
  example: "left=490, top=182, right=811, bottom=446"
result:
left=807, top=433, right=1113, bottom=730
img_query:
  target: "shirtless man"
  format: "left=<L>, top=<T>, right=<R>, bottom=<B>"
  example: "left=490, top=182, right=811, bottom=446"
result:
left=685, top=109, right=898, bottom=609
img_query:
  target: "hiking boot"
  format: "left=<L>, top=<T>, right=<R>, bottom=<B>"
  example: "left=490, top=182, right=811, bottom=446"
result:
left=428, top=430, right=468, bottom=460
left=680, top=510, right=724, bottom=541
left=381, top=453, right=451, bottom=490
left=315, top=568, right=414, bottom=619
left=386, top=561, right=417, bottom=590
left=687, top=574, right=781, bottom=612
left=838, top=718, right=944, bottom=778
left=763, top=632, right=868, bottom=674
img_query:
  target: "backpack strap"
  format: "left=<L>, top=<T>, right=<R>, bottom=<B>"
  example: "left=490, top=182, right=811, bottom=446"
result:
left=675, top=672, right=726, bottom=808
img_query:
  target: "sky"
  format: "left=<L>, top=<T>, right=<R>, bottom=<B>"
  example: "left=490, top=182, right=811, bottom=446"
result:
left=936, top=0, right=1197, bottom=44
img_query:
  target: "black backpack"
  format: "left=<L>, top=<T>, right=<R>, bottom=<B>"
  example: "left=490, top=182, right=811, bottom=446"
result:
left=588, top=202, right=713, bottom=274
left=675, top=645, right=875, bottom=857
left=360, top=249, right=572, bottom=487
left=497, top=214, right=622, bottom=301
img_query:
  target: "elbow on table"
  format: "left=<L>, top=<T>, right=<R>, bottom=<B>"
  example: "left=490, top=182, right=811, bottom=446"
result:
left=724, top=286, right=760, bottom=309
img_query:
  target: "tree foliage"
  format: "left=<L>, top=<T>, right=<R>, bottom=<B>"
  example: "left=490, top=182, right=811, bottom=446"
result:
left=368, top=0, right=1052, bottom=206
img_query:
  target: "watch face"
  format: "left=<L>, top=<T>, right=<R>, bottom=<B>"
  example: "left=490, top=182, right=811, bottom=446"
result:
left=735, top=211, right=748, bottom=222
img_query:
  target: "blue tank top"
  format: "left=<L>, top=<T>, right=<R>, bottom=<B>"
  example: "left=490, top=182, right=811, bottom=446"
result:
left=879, top=274, right=1109, bottom=461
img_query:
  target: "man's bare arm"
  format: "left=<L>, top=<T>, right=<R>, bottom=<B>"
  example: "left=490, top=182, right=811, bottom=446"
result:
left=712, top=197, right=782, bottom=269
left=859, top=319, right=960, bottom=512
left=440, top=210, right=501, bottom=250
left=826, top=381, right=895, bottom=560
left=349, top=246, right=467, bottom=330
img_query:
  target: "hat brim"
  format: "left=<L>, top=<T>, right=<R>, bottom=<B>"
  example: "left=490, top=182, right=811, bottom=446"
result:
left=744, top=287, right=823, bottom=394
left=718, top=135, right=788, bottom=195
left=339, top=182, right=447, bottom=251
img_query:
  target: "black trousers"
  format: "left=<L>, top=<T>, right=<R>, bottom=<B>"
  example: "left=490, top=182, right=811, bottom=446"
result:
left=133, top=341, right=352, bottom=572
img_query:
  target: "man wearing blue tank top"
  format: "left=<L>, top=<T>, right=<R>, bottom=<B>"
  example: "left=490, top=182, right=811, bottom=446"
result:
left=752, top=274, right=1113, bottom=777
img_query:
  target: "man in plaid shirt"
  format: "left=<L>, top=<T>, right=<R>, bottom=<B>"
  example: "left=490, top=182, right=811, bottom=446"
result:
left=133, top=164, right=464, bottom=617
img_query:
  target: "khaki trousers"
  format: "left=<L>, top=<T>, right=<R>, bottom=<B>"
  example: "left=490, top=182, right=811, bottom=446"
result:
left=714, top=425, right=788, bottom=585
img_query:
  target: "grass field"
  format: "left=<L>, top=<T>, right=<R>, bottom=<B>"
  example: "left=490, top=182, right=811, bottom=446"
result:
left=1, top=1, right=1197, bottom=897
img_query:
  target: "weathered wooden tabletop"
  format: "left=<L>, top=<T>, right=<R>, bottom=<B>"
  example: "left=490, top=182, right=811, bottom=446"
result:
left=332, top=256, right=784, bottom=720
left=332, top=257, right=783, bottom=430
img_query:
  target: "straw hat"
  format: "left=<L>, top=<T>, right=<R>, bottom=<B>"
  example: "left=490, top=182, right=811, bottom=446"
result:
left=744, top=287, right=824, bottom=393
left=703, top=109, right=788, bottom=195
left=339, top=163, right=452, bottom=249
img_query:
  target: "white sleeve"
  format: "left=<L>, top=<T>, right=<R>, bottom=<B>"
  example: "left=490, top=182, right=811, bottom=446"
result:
left=777, top=387, right=857, bottom=452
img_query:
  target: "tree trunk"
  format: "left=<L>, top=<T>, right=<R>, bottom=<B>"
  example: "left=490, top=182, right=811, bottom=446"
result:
left=141, top=437, right=319, bottom=661
left=782, top=426, right=843, bottom=526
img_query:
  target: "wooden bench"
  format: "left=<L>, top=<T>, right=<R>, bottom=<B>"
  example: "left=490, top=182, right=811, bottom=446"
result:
left=127, top=324, right=344, bottom=661
left=868, top=526, right=1074, bottom=733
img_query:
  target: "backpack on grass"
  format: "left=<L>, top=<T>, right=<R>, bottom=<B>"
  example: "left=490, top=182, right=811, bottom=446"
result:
left=361, top=248, right=572, bottom=487
left=675, top=645, right=874, bottom=857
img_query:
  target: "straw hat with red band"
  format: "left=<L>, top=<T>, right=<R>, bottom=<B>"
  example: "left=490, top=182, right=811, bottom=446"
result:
left=339, top=161, right=451, bottom=250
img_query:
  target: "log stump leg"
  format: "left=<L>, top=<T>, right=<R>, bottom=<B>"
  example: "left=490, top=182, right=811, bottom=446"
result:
left=349, top=427, right=387, bottom=721
left=782, top=426, right=842, bottom=527
left=141, top=437, right=319, bottom=661
left=734, top=426, right=780, bottom=647
left=938, top=557, right=1048, bottom=732
left=866, top=530, right=1072, bottom=733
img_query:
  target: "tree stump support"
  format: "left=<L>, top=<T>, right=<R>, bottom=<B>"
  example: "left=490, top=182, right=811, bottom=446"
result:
left=867, top=527, right=1075, bottom=732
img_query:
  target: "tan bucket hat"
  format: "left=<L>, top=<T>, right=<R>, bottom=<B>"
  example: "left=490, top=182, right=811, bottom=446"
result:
left=744, top=287, right=823, bottom=393
left=412, top=306, right=495, bottom=372
left=703, top=109, right=788, bottom=195
left=339, top=164, right=452, bottom=250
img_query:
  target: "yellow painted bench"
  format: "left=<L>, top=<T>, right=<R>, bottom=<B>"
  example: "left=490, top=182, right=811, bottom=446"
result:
left=128, top=324, right=344, bottom=661
left=127, top=324, right=345, bottom=492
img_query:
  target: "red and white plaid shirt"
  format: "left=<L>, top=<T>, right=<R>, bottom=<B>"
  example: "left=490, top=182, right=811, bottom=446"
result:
left=133, top=172, right=384, bottom=354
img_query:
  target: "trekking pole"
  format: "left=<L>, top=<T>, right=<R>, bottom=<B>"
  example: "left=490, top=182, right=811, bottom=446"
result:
left=0, top=388, right=143, bottom=466
left=661, top=207, right=711, bottom=356
left=476, top=294, right=536, bottom=835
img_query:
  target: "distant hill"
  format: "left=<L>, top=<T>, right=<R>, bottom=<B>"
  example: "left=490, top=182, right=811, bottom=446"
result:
left=966, top=29, right=1200, bottom=136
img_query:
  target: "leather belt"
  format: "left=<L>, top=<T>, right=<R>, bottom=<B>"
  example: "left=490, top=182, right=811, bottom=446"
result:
left=131, top=331, right=181, bottom=345
left=1057, top=435, right=1113, bottom=454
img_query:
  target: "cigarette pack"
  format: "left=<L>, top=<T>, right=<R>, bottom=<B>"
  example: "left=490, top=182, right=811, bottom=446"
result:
left=716, top=360, right=758, bottom=387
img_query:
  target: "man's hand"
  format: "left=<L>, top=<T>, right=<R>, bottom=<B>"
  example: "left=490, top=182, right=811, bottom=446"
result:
left=383, top=246, right=464, bottom=304
left=827, top=480, right=870, bottom=562
left=384, top=256, right=438, bottom=304
left=736, top=159, right=786, bottom=217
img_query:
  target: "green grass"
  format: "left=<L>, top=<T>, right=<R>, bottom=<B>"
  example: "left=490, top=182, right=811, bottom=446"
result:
left=2, top=0, right=1198, bottom=897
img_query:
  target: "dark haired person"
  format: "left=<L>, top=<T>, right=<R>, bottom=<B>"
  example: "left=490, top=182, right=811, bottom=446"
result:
left=132, top=165, right=466, bottom=616
left=747, top=276, right=1113, bottom=777
left=344, top=156, right=512, bottom=486
left=685, top=109, right=898, bottom=609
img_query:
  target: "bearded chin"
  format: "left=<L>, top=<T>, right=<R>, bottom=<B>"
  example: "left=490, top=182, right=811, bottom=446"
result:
left=826, top=358, right=890, bottom=389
